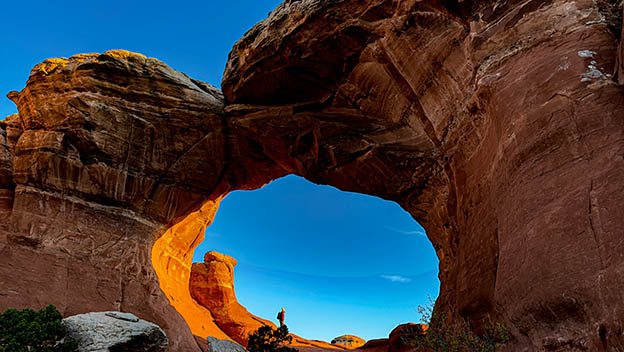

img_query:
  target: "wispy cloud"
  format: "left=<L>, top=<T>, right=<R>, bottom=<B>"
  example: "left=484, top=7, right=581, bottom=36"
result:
left=381, top=275, right=412, bottom=283
left=385, top=226, right=426, bottom=236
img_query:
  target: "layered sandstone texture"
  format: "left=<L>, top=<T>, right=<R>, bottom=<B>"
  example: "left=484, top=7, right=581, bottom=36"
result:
left=0, top=50, right=233, bottom=351
left=189, top=251, right=274, bottom=346
left=1, top=0, right=624, bottom=351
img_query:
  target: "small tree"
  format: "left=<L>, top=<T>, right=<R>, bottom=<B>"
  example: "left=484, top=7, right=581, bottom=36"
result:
left=404, top=297, right=510, bottom=352
left=0, top=305, right=78, bottom=352
left=247, top=325, right=297, bottom=352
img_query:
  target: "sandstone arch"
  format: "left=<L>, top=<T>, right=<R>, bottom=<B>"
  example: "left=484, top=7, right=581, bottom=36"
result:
left=1, top=0, right=624, bottom=351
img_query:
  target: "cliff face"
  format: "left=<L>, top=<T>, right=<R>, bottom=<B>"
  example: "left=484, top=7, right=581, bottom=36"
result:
left=189, top=251, right=274, bottom=346
left=1, top=0, right=624, bottom=351
left=0, top=50, right=236, bottom=351
left=222, top=0, right=624, bottom=349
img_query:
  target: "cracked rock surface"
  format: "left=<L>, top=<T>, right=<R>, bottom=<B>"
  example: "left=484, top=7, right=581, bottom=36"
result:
left=63, top=311, right=167, bottom=352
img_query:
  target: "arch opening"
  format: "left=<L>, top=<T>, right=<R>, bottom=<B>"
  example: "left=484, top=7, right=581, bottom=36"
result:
left=152, top=174, right=440, bottom=346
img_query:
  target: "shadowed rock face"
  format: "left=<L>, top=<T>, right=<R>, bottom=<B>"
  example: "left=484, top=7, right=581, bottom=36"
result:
left=1, top=0, right=624, bottom=350
left=388, top=324, right=427, bottom=352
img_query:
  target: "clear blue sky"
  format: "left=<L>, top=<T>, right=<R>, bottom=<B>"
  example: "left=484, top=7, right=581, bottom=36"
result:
left=194, top=175, right=439, bottom=341
left=1, top=0, right=440, bottom=342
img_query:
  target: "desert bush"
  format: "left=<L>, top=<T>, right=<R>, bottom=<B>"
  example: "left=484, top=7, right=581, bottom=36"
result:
left=405, top=297, right=510, bottom=352
left=0, top=305, right=78, bottom=352
left=247, top=325, right=297, bottom=352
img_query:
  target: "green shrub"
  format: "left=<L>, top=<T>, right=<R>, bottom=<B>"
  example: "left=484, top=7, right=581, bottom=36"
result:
left=405, top=297, right=510, bottom=352
left=247, top=325, right=297, bottom=352
left=0, top=305, right=78, bottom=352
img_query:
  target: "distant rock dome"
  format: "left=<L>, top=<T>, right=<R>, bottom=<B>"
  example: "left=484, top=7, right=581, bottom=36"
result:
left=331, top=335, right=366, bottom=348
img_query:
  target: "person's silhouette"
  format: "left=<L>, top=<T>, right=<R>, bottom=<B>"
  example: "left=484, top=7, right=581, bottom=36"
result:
left=276, top=307, right=285, bottom=327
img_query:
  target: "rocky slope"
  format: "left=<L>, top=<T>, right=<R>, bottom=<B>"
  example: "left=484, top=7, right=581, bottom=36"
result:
left=0, top=0, right=623, bottom=351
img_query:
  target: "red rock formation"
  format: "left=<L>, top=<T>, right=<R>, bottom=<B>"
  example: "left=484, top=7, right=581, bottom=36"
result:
left=0, top=50, right=238, bottom=351
left=0, top=0, right=623, bottom=351
left=189, top=251, right=344, bottom=349
left=0, top=114, right=16, bottom=220
left=222, top=0, right=624, bottom=350
left=331, top=335, right=366, bottom=349
left=190, top=251, right=274, bottom=345
left=358, top=338, right=389, bottom=352
left=388, top=324, right=427, bottom=352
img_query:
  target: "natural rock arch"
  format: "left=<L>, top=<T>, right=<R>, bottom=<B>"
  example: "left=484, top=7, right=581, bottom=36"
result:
left=1, top=1, right=624, bottom=351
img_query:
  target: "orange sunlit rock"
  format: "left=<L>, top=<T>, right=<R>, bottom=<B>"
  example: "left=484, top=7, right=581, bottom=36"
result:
left=189, top=250, right=343, bottom=349
left=190, top=251, right=274, bottom=345
left=291, top=337, right=344, bottom=350
left=359, top=338, right=390, bottom=352
left=31, top=50, right=145, bottom=75
left=151, top=199, right=232, bottom=341
left=331, top=335, right=366, bottom=349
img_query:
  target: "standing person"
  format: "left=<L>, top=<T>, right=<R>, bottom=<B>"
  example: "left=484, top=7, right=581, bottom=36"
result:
left=277, top=307, right=285, bottom=327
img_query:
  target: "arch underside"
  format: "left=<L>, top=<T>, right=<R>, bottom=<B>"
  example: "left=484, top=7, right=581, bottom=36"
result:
left=0, top=1, right=623, bottom=351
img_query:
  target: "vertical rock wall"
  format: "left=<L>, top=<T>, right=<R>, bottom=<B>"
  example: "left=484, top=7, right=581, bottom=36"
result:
left=222, top=0, right=624, bottom=349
